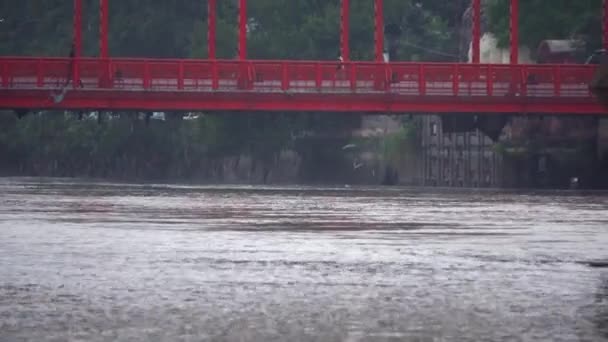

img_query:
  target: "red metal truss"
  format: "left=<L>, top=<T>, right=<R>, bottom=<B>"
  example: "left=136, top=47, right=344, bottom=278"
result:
left=99, top=0, right=109, bottom=58
left=472, top=0, right=481, bottom=63
left=238, top=0, right=247, bottom=60
left=73, top=0, right=82, bottom=58
left=374, top=0, right=384, bottom=62
left=0, top=57, right=603, bottom=114
left=72, top=0, right=83, bottom=89
left=510, top=0, right=519, bottom=64
left=208, top=0, right=217, bottom=59
left=340, top=0, right=350, bottom=61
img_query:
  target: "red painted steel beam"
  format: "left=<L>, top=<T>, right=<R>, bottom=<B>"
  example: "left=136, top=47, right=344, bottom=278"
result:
left=341, top=0, right=350, bottom=61
left=472, top=0, right=481, bottom=63
left=238, top=0, right=247, bottom=60
left=73, top=0, right=82, bottom=58
left=0, top=57, right=600, bottom=114
left=100, top=0, right=109, bottom=58
left=208, top=0, right=217, bottom=59
left=0, top=90, right=603, bottom=114
left=510, top=0, right=519, bottom=64
left=374, top=0, right=384, bottom=62
left=0, top=92, right=600, bottom=113
left=72, top=0, right=83, bottom=89
left=604, top=0, right=608, bottom=49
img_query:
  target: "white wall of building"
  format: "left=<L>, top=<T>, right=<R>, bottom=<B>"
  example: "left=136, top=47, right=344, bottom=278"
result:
left=468, top=33, right=534, bottom=64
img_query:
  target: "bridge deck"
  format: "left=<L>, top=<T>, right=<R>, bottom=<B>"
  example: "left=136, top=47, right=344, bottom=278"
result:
left=0, top=57, right=604, bottom=114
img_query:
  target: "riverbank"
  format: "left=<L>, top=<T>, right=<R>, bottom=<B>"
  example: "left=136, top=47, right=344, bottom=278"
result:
left=2, top=112, right=607, bottom=189
left=0, top=112, right=377, bottom=185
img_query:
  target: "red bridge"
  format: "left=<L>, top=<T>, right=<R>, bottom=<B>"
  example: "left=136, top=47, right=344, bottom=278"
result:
left=0, top=0, right=606, bottom=115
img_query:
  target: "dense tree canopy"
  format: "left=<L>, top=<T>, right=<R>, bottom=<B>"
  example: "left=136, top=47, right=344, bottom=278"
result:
left=0, top=0, right=468, bottom=170
left=1, top=1, right=601, bottom=60
left=486, top=0, right=603, bottom=52
left=0, top=0, right=468, bottom=61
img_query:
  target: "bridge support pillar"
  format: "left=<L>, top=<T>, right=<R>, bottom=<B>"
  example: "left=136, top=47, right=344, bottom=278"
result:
left=208, top=0, right=217, bottom=59
left=471, top=0, right=481, bottom=63
left=509, top=0, right=519, bottom=64
left=340, top=0, right=350, bottom=61
left=238, top=0, right=247, bottom=60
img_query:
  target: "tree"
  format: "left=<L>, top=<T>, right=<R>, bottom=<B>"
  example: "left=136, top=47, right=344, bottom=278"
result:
left=0, top=0, right=475, bottom=180
left=486, top=0, right=603, bottom=52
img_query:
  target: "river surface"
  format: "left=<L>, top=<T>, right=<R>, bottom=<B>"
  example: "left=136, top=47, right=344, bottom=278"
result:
left=1, top=178, right=608, bottom=341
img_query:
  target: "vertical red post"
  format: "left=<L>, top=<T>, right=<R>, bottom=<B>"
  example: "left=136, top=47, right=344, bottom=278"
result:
left=281, top=62, right=288, bottom=91
left=418, top=64, right=426, bottom=95
left=178, top=61, right=184, bottom=90
left=211, top=61, right=219, bottom=90
left=603, top=0, right=608, bottom=49
left=472, top=0, right=481, bottom=63
left=238, top=0, right=247, bottom=60
left=452, top=65, right=459, bottom=95
left=73, top=0, right=82, bottom=88
left=100, top=0, right=109, bottom=58
left=36, top=59, right=43, bottom=88
left=143, top=60, right=150, bottom=89
left=374, top=0, right=384, bottom=62
left=2, top=62, right=8, bottom=88
left=99, top=0, right=111, bottom=88
left=350, top=64, right=356, bottom=91
left=554, top=66, right=561, bottom=96
left=208, top=0, right=217, bottom=59
left=486, top=65, right=493, bottom=96
left=341, top=0, right=350, bottom=61
left=73, top=0, right=82, bottom=57
left=237, top=0, right=247, bottom=89
left=315, top=62, right=322, bottom=89
left=509, top=0, right=519, bottom=64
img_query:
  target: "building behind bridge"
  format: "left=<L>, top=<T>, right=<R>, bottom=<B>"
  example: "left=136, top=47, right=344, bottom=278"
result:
left=360, top=1, right=608, bottom=189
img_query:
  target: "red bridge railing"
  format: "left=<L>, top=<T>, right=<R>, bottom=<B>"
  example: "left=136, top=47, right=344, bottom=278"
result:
left=0, top=57, right=603, bottom=114
left=0, top=57, right=596, bottom=97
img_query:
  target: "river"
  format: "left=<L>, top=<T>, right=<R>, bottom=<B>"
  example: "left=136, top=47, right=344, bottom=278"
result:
left=1, top=178, right=608, bottom=341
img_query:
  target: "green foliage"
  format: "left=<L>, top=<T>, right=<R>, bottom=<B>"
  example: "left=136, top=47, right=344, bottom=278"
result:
left=0, top=1, right=473, bottom=179
left=0, top=111, right=328, bottom=179
left=382, top=121, right=419, bottom=165
left=0, top=0, right=467, bottom=60
left=486, top=0, right=602, bottom=52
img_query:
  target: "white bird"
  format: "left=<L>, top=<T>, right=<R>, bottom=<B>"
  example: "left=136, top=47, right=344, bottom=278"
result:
left=51, top=87, right=68, bottom=104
